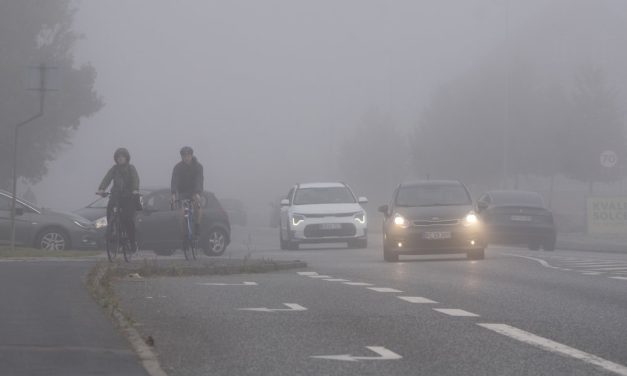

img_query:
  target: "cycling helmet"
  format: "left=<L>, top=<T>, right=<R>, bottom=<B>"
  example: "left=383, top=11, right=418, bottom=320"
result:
left=180, top=146, right=194, bottom=156
left=114, top=147, right=130, bottom=162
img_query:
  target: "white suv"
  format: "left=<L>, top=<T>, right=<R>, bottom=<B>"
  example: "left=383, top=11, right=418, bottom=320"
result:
left=279, top=182, right=368, bottom=250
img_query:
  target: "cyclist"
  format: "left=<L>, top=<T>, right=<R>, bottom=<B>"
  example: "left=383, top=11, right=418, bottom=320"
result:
left=96, top=148, right=140, bottom=252
left=171, top=146, right=204, bottom=237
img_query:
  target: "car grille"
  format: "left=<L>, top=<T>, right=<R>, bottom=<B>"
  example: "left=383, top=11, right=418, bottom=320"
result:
left=304, top=224, right=357, bottom=238
left=412, top=219, right=459, bottom=226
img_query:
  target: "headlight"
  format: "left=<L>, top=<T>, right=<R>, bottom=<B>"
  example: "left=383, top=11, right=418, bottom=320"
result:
left=464, top=212, right=479, bottom=226
left=73, top=220, right=93, bottom=229
left=394, top=214, right=408, bottom=228
left=94, top=216, right=108, bottom=229
left=292, top=214, right=305, bottom=226
left=354, top=212, right=366, bottom=224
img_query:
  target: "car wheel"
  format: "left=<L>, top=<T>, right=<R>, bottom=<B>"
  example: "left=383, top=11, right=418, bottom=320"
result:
left=467, top=249, right=485, bottom=260
left=154, top=249, right=175, bottom=256
left=528, top=242, right=541, bottom=251
left=279, top=230, right=288, bottom=250
left=203, top=228, right=228, bottom=256
left=543, top=236, right=556, bottom=251
left=383, top=242, right=398, bottom=262
left=36, top=228, right=70, bottom=251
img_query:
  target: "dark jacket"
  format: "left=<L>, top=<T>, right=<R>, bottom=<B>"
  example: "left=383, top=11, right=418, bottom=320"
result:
left=171, top=157, right=204, bottom=197
left=99, top=164, right=140, bottom=198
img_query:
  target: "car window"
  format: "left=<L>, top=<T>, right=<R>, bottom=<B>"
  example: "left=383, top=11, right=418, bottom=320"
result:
left=204, top=193, right=220, bottom=209
left=145, top=192, right=171, bottom=211
left=396, top=184, right=471, bottom=207
left=293, top=187, right=356, bottom=205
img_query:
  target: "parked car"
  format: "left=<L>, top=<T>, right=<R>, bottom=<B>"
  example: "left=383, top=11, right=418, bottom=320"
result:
left=219, top=198, right=247, bottom=226
left=74, top=188, right=231, bottom=256
left=477, top=190, right=556, bottom=251
left=0, top=190, right=98, bottom=251
left=378, top=180, right=485, bottom=262
left=279, top=182, right=368, bottom=250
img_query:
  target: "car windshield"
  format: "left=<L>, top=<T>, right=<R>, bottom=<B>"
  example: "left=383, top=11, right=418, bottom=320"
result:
left=396, top=184, right=471, bottom=207
left=293, top=187, right=356, bottom=205
left=491, top=192, right=544, bottom=208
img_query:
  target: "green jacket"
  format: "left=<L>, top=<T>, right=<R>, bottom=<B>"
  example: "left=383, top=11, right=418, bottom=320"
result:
left=98, top=164, right=140, bottom=197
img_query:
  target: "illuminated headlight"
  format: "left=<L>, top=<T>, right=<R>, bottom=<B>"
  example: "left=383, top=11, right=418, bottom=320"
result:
left=394, top=214, right=408, bottom=228
left=464, top=212, right=479, bottom=226
left=354, top=212, right=366, bottom=224
left=291, top=214, right=305, bottom=226
left=94, top=216, right=108, bottom=229
left=73, top=220, right=93, bottom=229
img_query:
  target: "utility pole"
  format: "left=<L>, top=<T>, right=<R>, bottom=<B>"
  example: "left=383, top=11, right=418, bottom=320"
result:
left=9, top=64, right=57, bottom=251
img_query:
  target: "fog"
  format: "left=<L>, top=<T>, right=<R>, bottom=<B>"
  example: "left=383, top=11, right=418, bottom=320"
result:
left=30, top=0, right=627, bottom=225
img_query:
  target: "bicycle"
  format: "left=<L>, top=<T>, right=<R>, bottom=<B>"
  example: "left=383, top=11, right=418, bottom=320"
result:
left=173, top=198, right=198, bottom=261
left=99, top=192, right=135, bottom=262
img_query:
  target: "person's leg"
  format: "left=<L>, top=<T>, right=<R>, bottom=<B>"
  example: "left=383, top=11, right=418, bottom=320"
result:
left=106, top=200, right=114, bottom=238
left=122, top=197, right=137, bottom=249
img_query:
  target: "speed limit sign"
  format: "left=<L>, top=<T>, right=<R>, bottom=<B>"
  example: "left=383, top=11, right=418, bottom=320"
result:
left=600, top=150, right=618, bottom=168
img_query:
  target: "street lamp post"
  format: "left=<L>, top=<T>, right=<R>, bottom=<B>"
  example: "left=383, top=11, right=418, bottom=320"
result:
left=9, top=64, right=56, bottom=251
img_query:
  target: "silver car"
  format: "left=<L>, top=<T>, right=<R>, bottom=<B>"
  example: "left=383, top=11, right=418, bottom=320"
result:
left=0, top=190, right=98, bottom=251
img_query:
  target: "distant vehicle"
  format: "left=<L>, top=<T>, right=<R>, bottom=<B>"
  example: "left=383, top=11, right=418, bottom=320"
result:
left=279, top=182, right=368, bottom=250
left=477, top=190, right=556, bottom=251
left=378, top=180, right=485, bottom=262
left=0, top=189, right=97, bottom=251
left=219, top=198, right=247, bottom=226
left=75, top=188, right=231, bottom=256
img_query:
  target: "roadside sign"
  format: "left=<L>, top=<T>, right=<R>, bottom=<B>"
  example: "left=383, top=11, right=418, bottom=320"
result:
left=587, top=197, right=627, bottom=234
left=600, top=150, right=618, bottom=168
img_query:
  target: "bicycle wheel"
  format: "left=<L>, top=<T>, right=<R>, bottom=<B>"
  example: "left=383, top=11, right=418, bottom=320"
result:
left=106, top=219, right=120, bottom=262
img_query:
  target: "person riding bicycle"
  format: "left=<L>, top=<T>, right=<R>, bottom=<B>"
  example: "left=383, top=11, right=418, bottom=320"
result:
left=96, top=148, right=140, bottom=252
left=171, top=146, right=204, bottom=237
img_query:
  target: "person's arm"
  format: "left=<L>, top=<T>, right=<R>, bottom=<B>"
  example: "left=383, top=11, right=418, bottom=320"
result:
left=170, top=164, right=179, bottom=203
left=97, top=167, right=115, bottom=192
left=195, top=163, right=204, bottom=195
left=130, top=164, right=140, bottom=193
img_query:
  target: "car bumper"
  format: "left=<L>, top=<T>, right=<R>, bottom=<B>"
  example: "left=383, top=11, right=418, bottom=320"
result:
left=385, top=225, right=485, bottom=254
left=291, top=218, right=367, bottom=243
left=486, top=224, right=556, bottom=245
left=70, top=230, right=100, bottom=250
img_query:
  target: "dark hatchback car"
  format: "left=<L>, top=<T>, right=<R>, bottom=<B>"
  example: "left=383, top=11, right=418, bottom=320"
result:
left=378, top=180, right=486, bottom=262
left=477, top=190, right=556, bottom=251
left=75, top=188, right=231, bottom=256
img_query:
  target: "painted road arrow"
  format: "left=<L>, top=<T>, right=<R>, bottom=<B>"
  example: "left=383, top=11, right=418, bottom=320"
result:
left=197, top=282, right=258, bottom=286
left=311, top=346, right=402, bottom=362
left=238, top=303, right=307, bottom=312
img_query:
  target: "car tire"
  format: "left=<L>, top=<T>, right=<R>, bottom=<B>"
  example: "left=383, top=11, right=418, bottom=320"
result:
left=35, top=227, right=70, bottom=251
left=467, top=249, right=485, bottom=260
left=348, top=239, right=368, bottom=249
left=203, top=228, right=228, bottom=256
left=279, top=230, right=288, bottom=250
left=154, top=249, right=175, bottom=256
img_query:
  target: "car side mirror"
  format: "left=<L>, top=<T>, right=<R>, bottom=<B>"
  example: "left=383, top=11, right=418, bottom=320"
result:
left=378, top=205, right=389, bottom=216
left=15, top=207, right=24, bottom=216
left=358, top=196, right=368, bottom=204
left=280, top=199, right=290, bottom=207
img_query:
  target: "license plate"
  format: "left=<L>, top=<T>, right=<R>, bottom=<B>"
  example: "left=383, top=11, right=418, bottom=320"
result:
left=422, top=231, right=452, bottom=240
left=511, top=215, right=532, bottom=222
left=320, top=223, right=342, bottom=230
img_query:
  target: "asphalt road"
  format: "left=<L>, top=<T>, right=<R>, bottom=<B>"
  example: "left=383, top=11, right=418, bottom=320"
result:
left=0, top=260, right=149, bottom=376
left=112, top=227, right=627, bottom=376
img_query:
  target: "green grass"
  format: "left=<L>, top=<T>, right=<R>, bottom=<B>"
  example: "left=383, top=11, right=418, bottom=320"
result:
left=0, top=246, right=101, bottom=258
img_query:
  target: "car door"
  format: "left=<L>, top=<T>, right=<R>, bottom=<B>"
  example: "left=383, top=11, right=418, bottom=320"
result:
left=136, top=191, right=179, bottom=250
left=280, top=187, right=295, bottom=237
left=0, top=195, right=34, bottom=246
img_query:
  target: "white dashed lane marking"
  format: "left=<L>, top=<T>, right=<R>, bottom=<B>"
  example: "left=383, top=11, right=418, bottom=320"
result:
left=308, top=275, right=333, bottom=279
left=504, top=253, right=627, bottom=279
left=433, top=309, right=480, bottom=317
left=610, top=276, right=627, bottom=281
left=298, top=272, right=319, bottom=276
left=367, top=287, right=404, bottom=293
left=343, top=282, right=374, bottom=286
left=398, top=296, right=438, bottom=304
left=479, top=324, right=627, bottom=376
left=323, top=279, right=351, bottom=282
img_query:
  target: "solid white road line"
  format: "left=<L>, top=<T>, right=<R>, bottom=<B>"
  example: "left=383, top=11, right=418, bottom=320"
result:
left=610, top=276, right=627, bottom=281
left=478, top=323, right=627, bottom=376
left=343, top=282, right=373, bottom=286
left=367, top=287, right=403, bottom=293
left=323, top=279, right=350, bottom=282
left=582, top=272, right=602, bottom=275
left=298, top=272, right=319, bottom=276
left=398, top=296, right=438, bottom=304
left=433, top=309, right=480, bottom=317
left=503, top=254, right=561, bottom=269
left=308, top=275, right=333, bottom=278
left=586, top=267, right=627, bottom=271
